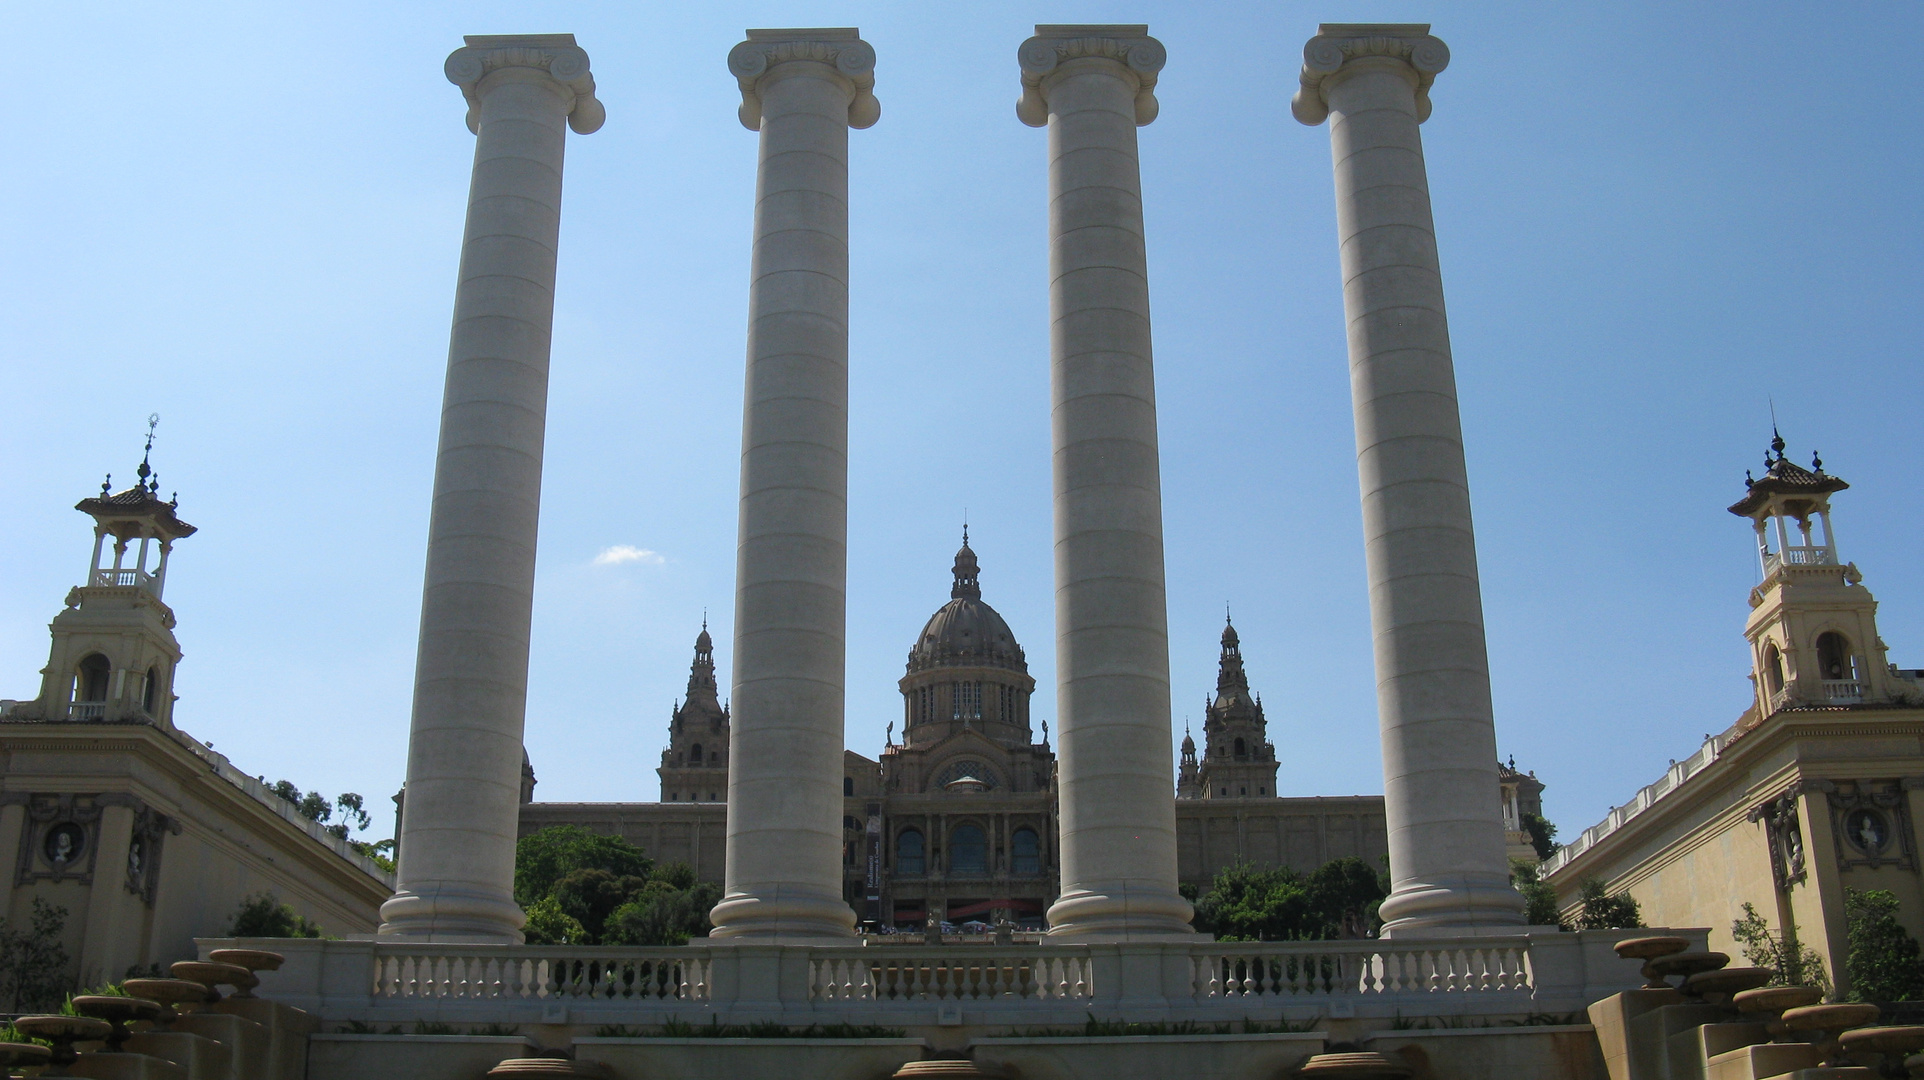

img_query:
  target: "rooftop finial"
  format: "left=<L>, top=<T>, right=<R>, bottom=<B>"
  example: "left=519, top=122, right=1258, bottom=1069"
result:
left=137, top=413, right=158, bottom=483
left=1812, top=450, right=1823, bottom=473
left=1745, top=469, right=1754, bottom=489
left=100, top=473, right=111, bottom=497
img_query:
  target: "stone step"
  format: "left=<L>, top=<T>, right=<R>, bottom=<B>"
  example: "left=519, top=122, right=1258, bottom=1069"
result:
left=177, top=1010, right=269, bottom=1080
left=124, top=1031, right=231, bottom=1080
left=69, top=1050, right=189, bottom=1080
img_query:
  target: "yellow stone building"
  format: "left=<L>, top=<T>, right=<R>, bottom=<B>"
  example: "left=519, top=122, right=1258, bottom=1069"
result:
left=1545, top=436, right=1924, bottom=995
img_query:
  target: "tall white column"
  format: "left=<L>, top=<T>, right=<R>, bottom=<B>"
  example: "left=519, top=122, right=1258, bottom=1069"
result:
left=379, top=35, right=602, bottom=943
left=1293, top=24, right=1525, bottom=936
left=1017, top=25, right=1192, bottom=940
left=709, top=29, right=878, bottom=942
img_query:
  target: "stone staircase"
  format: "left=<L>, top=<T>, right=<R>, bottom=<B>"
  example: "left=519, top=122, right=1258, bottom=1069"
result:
left=4, top=949, right=317, bottom=1080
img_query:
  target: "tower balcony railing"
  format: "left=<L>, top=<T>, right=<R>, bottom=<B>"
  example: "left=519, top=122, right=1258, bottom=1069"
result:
left=92, top=567, right=157, bottom=589
left=67, top=702, right=107, bottom=720
left=1822, top=679, right=1864, bottom=704
left=1764, top=546, right=1836, bottom=572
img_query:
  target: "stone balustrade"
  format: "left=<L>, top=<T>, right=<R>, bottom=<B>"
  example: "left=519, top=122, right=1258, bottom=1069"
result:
left=210, top=929, right=1676, bottom=1028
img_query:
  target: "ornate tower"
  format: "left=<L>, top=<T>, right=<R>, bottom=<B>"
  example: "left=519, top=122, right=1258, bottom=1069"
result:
left=897, top=532, right=1038, bottom=750
left=9, top=437, right=195, bottom=726
left=1198, top=617, right=1278, bottom=798
left=658, top=622, right=730, bottom=802
left=1732, top=435, right=1912, bottom=714
left=1176, top=725, right=1201, bottom=800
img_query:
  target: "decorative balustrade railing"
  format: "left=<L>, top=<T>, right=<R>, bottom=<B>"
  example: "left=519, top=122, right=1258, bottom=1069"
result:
left=67, top=702, right=107, bottom=720
left=1822, top=679, right=1864, bottom=704
left=373, top=947, right=708, bottom=1002
left=278, top=936, right=1563, bottom=1019
left=808, top=949, right=1093, bottom=1002
left=93, top=568, right=154, bottom=588
left=1193, top=941, right=1532, bottom=1000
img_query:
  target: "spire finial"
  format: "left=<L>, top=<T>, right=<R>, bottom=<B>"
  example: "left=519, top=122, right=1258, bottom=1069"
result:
left=137, top=413, right=158, bottom=483
left=100, top=473, right=111, bottom=497
left=1812, top=450, right=1823, bottom=473
left=1745, top=468, right=1754, bottom=489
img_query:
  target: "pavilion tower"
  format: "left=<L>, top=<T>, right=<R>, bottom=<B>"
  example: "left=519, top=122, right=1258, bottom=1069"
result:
left=1198, top=618, right=1278, bottom=799
left=11, top=435, right=195, bottom=727
left=897, top=533, right=1036, bottom=749
left=1731, top=435, right=1908, bottom=713
left=659, top=622, right=731, bottom=803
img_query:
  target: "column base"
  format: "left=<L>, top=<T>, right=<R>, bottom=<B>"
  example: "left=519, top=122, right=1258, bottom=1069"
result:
left=1045, top=885, right=1195, bottom=941
left=378, top=885, right=526, bottom=943
left=707, top=888, right=857, bottom=943
left=1377, top=875, right=1527, bottom=939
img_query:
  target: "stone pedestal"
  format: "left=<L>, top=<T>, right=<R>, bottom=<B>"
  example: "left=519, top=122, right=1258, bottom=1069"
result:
left=1015, top=24, right=1191, bottom=941
left=122, top=1032, right=228, bottom=1080
left=1292, top=22, right=1524, bottom=937
left=213, top=997, right=317, bottom=1080
left=176, top=1011, right=266, bottom=1079
left=379, top=34, right=603, bottom=943
left=709, top=28, right=878, bottom=943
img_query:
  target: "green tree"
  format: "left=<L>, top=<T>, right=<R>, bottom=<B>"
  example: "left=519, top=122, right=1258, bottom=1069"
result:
left=1510, top=858, right=1562, bottom=927
left=1843, top=888, right=1924, bottom=1002
left=1731, top=901, right=1830, bottom=993
left=513, top=826, right=653, bottom=909
left=1573, top=878, right=1642, bottom=930
left=1306, top=857, right=1389, bottom=938
left=228, top=893, right=324, bottom=938
left=552, top=869, right=651, bottom=943
left=1521, top=812, right=1560, bottom=861
left=0, top=898, right=73, bottom=1010
left=605, top=881, right=724, bottom=946
left=522, top=897, right=587, bottom=945
left=1192, top=857, right=1388, bottom=941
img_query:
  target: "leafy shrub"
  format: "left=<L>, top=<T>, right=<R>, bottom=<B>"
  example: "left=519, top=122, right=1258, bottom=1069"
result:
left=228, top=892, right=324, bottom=938
left=1844, top=888, right=1924, bottom=1002
left=0, top=898, right=73, bottom=1011
left=1510, top=859, right=1562, bottom=927
left=1573, top=878, right=1642, bottom=930
left=1731, top=901, right=1830, bottom=994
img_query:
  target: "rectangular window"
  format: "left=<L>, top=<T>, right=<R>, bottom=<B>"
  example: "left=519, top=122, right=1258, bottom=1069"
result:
left=953, top=681, right=981, bottom=720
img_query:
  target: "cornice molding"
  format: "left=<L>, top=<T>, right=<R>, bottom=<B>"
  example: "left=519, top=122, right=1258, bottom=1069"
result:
left=445, top=34, right=604, bottom=136
left=1016, top=25, right=1165, bottom=128
left=1291, top=23, right=1449, bottom=126
left=728, top=30, right=879, bottom=132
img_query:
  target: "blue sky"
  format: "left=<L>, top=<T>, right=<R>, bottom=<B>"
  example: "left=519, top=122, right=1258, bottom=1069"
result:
left=3, top=3, right=1920, bottom=856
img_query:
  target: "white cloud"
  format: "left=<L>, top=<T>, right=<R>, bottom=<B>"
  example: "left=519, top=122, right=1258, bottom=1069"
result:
left=593, top=545, right=665, bottom=567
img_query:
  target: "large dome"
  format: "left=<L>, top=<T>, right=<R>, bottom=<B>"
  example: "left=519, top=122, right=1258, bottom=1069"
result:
left=906, top=535, right=1027, bottom=674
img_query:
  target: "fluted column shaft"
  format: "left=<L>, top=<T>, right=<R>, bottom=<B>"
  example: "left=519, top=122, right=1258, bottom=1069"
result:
left=709, top=29, right=877, bottom=942
left=1018, top=25, right=1192, bottom=940
left=1293, top=23, right=1524, bottom=936
left=380, top=35, right=602, bottom=943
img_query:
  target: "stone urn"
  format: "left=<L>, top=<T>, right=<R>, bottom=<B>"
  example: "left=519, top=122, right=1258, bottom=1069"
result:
left=1778, top=1003, right=1881, bottom=1066
left=1680, top=966, right=1775, bottom=1002
left=207, top=948, right=283, bottom=996
left=123, top=977, right=217, bottom=1028
left=1838, top=1025, right=1924, bottom=1072
left=486, top=1058, right=617, bottom=1078
left=171, top=959, right=258, bottom=1000
left=1640, top=950, right=1729, bottom=989
left=892, top=1058, right=1011, bottom=1079
left=11, top=1015, right=112, bottom=1075
left=69, top=995, right=162, bottom=1052
left=1614, top=936, right=1690, bottom=988
left=0, top=1042, right=51, bottom=1078
left=1296, top=1051, right=1413, bottom=1078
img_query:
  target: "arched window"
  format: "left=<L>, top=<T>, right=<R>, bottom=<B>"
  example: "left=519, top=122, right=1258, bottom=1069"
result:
left=141, top=666, right=159, bottom=714
left=896, top=829, right=925, bottom=875
left=1763, top=643, right=1785, bottom=695
left=689, top=743, right=702, bottom=765
left=76, top=654, right=111, bottom=702
left=843, top=776, right=855, bottom=797
left=1011, top=827, right=1041, bottom=876
left=1816, top=632, right=1856, bottom=681
left=949, top=824, right=987, bottom=875
left=1234, top=736, right=1246, bottom=759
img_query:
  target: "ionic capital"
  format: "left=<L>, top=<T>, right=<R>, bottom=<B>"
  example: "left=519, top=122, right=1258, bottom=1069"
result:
left=1017, top=24, right=1166, bottom=128
left=1291, top=23, right=1449, bottom=126
left=445, top=34, right=604, bottom=136
left=729, top=29, right=879, bottom=132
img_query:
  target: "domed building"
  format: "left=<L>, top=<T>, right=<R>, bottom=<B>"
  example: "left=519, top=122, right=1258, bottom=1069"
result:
left=840, top=532, right=1059, bottom=929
